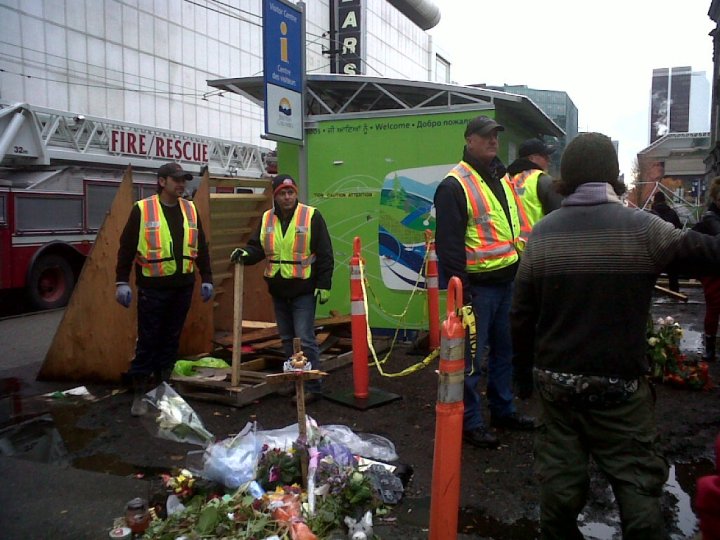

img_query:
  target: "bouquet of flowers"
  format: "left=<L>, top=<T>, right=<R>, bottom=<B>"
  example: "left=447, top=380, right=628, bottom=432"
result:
left=647, top=316, right=711, bottom=390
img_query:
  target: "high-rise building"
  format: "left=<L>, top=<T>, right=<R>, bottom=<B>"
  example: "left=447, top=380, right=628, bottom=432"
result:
left=650, top=66, right=710, bottom=143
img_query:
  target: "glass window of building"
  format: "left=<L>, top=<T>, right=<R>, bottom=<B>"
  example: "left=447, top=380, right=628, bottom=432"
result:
left=435, top=54, right=450, bottom=83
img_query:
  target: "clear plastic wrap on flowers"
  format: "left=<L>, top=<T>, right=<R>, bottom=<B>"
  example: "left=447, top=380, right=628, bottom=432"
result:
left=143, top=382, right=214, bottom=446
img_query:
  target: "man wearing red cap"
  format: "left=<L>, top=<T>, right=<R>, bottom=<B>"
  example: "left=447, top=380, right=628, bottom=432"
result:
left=231, top=174, right=334, bottom=402
left=116, top=162, right=213, bottom=416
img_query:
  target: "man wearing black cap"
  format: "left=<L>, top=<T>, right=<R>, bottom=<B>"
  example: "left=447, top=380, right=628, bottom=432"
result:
left=433, top=115, right=534, bottom=450
left=231, top=174, right=334, bottom=403
left=510, top=132, right=720, bottom=538
left=507, top=138, right=563, bottom=234
left=116, top=162, right=214, bottom=416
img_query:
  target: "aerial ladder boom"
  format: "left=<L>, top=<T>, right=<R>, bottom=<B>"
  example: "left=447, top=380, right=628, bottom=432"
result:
left=0, top=101, right=271, bottom=177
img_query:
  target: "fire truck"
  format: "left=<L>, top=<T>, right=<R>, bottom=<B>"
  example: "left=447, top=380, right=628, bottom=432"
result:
left=0, top=101, right=271, bottom=309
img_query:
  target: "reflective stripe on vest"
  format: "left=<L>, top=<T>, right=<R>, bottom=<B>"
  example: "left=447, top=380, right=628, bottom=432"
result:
left=136, top=195, right=198, bottom=277
left=260, top=203, right=316, bottom=279
left=510, top=169, right=544, bottom=233
left=448, top=162, right=521, bottom=272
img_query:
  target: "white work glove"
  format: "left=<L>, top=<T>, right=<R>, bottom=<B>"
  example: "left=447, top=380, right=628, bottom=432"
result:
left=201, top=283, right=214, bottom=302
left=115, top=283, right=132, bottom=308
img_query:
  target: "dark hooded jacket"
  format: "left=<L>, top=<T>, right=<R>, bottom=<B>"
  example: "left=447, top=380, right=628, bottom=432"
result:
left=651, top=198, right=682, bottom=229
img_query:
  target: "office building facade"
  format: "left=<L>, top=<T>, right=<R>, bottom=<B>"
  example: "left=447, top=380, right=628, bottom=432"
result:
left=0, top=0, right=443, bottom=148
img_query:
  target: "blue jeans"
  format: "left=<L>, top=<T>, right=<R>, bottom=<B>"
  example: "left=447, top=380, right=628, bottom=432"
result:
left=273, top=293, right=322, bottom=393
left=463, top=281, right=516, bottom=431
left=129, top=285, right=194, bottom=377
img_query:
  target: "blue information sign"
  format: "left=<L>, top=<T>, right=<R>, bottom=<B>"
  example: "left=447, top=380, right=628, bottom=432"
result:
left=263, top=0, right=304, bottom=142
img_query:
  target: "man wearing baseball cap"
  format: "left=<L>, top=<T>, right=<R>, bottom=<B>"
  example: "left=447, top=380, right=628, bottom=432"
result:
left=507, top=138, right=563, bottom=236
left=116, top=161, right=213, bottom=416
left=231, top=173, right=334, bottom=403
left=434, top=115, right=534, bottom=449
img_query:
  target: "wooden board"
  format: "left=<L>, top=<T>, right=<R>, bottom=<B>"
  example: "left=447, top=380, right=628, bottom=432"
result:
left=39, top=168, right=137, bottom=382
left=178, top=170, right=214, bottom=355
left=209, top=177, right=275, bottom=332
left=213, top=315, right=352, bottom=347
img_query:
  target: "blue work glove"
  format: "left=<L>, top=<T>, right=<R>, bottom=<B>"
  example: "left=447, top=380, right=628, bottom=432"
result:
left=314, top=288, right=330, bottom=304
left=230, top=248, right=248, bottom=263
left=115, top=283, right=132, bottom=308
left=201, top=283, right=214, bottom=303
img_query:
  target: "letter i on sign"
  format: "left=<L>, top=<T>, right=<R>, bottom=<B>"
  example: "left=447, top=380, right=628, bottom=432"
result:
left=280, top=21, right=288, bottom=63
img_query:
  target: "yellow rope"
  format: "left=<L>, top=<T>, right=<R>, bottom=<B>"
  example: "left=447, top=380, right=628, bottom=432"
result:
left=359, top=258, right=439, bottom=377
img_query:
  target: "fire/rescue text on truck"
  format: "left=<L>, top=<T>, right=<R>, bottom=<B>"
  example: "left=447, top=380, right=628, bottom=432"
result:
left=110, top=129, right=208, bottom=163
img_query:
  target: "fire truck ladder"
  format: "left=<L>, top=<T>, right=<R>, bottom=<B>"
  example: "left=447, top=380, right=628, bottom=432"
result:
left=0, top=101, right=271, bottom=177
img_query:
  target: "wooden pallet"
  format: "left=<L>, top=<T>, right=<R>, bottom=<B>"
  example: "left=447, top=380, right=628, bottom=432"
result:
left=171, top=349, right=355, bottom=408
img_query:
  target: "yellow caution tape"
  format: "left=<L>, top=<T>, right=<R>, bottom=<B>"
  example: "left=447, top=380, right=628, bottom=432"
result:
left=359, top=259, right=439, bottom=377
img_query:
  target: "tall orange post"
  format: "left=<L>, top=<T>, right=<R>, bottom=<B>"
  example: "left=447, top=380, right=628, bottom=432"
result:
left=429, top=276, right=465, bottom=540
left=425, top=229, right=440, bottom=351
left=350, top=236, right=369, bottom=399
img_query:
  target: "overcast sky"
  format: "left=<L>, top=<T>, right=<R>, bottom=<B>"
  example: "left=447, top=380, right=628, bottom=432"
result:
left=427, top=0, right=715, bottom=181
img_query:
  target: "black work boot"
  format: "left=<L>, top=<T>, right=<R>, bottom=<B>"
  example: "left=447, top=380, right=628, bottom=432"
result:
left=131, top=376, right=149, bottom=417
left=155, top=367, right=174, bottom=384
left=703, top=334, right=717, bottom=362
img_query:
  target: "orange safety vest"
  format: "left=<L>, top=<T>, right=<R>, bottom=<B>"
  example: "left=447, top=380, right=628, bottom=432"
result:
left=260, top=203, right=316, bottom=279
left=136, top=195, right=198, bottom=277
left=447, top=162, right=523, bottom=273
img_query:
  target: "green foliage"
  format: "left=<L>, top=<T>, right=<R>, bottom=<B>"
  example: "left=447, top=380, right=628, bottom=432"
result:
left=305, top=461, right=379, bottom=537
left=647, top=315, right=683, bottom=379
left=256, top=447, right=302, bottom=491
left=142, top=491, right=290, bottom=540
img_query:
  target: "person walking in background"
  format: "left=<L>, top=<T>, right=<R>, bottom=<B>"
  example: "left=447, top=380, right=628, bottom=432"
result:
left=231, top=174, right=334, bottom=403
left=651, top=190, right=683, bottom=292
left=434, top=115, right=534, bottom=450
left=116, top=162, right=214, bottom=417
left=692, top=176, right=720, bottom=362
left=507, top=138, right=563, bottom=235
left=511, top=132, right=720, bottom=539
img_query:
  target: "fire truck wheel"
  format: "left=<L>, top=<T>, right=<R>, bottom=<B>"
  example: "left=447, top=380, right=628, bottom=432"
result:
left=28, top=254, right=75, bottom=310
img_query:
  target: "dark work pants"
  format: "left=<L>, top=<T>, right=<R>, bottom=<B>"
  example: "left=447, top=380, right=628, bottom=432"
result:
left=128, top=285, right=194, bottom=377
left=535, top=379, right=669, bottom=540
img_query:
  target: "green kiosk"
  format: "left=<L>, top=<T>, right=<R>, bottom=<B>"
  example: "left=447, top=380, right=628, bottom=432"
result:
left=209, top=75, right=563, bottom=334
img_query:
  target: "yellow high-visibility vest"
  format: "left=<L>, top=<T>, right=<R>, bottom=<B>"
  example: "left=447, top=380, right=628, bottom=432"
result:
left=260, top=203, right=316, bottom=279
left=510, top=169, right=544, bottom=232
left=136, top=195, right=198, bottom=277
left=447, top=161, right=523, bottom=273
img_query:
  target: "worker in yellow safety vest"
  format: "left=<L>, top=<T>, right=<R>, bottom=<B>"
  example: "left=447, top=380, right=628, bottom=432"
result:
left=507, top=138, right=563, bottom=241
left=434, top=115, right=535, bottom=450
left=116, top=162, right=214, bottom=417
left=231, top=174, right=334, bottom=403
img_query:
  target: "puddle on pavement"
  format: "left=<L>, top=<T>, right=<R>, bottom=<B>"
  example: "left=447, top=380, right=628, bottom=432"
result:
left=679, top=327, right=703, bottom=355
left=577, top=460, right=713, bottom=540
left=0, top=378, right=169, bottom=477
left=428, top=457, right=713, bottom=540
